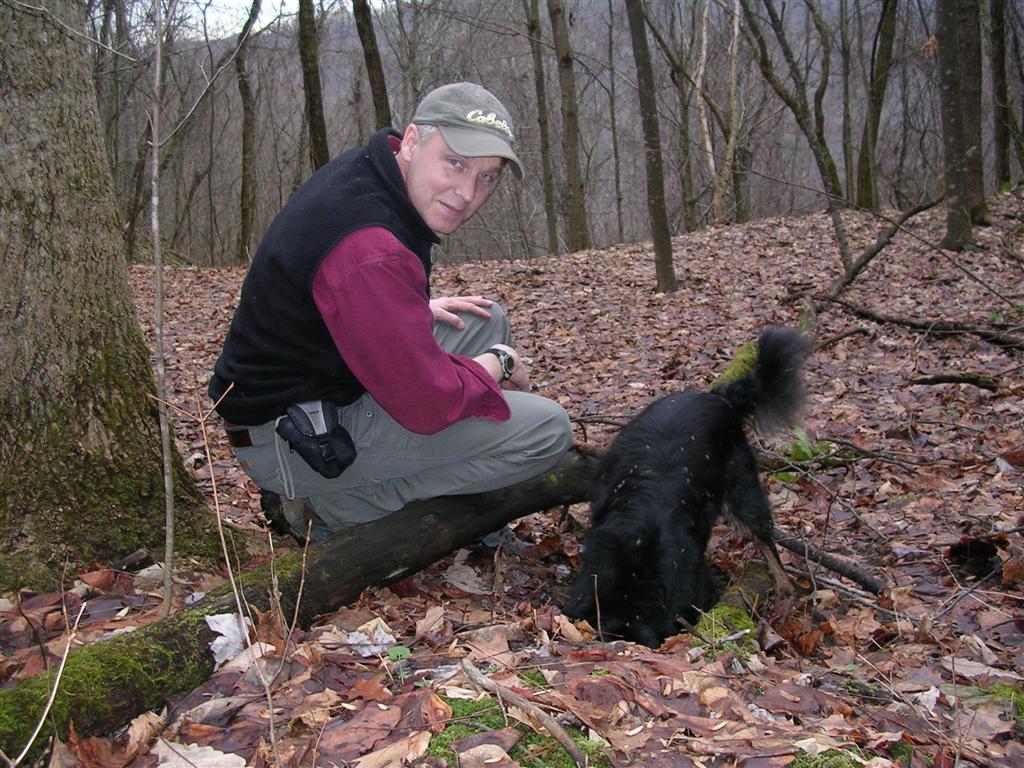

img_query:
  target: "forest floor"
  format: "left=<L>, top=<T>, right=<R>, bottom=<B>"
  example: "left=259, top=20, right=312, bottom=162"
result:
left=3, top=191, right=1024, bottom=767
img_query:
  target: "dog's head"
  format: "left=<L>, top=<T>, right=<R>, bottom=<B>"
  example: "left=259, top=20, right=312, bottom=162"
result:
left=563, top=520, right=676, bottom=648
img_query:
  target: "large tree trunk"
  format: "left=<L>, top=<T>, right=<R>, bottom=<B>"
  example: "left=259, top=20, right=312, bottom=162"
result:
left=0, top=450, right=595, bottom=760
left=353, top=0, right=393, bottom=130
left=935, top=0, right=973, bottom=249
left=523, top=0, right=560, bottom=255
left=546, top=0, right=590, bottom=252
left=298, top=0, right=330, bottom=171
left=625, top=0, right=677, bottom=293
left=0, top=0, right=210, bottom=591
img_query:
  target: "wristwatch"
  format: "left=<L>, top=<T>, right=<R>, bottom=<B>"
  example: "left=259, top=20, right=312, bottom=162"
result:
left=485, top=347, right=516, bottom=382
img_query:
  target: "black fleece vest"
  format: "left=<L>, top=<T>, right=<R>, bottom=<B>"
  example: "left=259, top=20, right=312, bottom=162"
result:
left=209, top=128, right=440, bottom=425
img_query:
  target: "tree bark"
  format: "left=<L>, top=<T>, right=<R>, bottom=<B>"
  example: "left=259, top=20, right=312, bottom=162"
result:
left=298, top=0, right=330, bottom=171
left=0, top=450, right=595, bottom=759
left=935, top=0, right=973, bottom=249
left=0, top=0, right=210, bottom=591
left=546, top=0, right=590, bottom=252
left=523, top=0, right=560, bottom=255
left=990, top=0, right=1011, bottom=190
left=956, top=0, right=988, bottom=224
left=353, top=0, right=393, bottom=130
left=625, top=0, right=678, bottom=293
left=854, top=0, right=898, bottom=212
left=234, top=1, right=261, bottom=263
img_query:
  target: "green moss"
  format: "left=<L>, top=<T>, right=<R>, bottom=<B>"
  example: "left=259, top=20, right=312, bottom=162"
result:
left=789, top=749, right=860, bottom=768
left=711, top=341, right=758, bottom=387
left=692, top=603, right=757, bottom=657
left=0, top=601, right=220, bottom=762
left=890, top=741, right=916, bottom=767
left=984, top=681, right=1024, bottom=719
left=426, top=695, right=612, bottom=768
left=517, top=668, right=551, bottom=689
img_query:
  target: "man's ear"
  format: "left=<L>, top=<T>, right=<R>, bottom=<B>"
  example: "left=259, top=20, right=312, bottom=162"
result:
left=398, top=123, right=420, bottom=163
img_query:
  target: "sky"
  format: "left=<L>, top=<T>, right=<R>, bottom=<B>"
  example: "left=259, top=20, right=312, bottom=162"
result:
left=189, top=0, right=299, bottom=36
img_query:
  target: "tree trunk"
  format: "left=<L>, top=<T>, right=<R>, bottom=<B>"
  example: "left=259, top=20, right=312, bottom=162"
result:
left=235, top=1, right=261, bottom=263
left=854, top=0, right=897, bottom=212
left=0, top=450, right=595, bottom=760
left=353, top=0, right=393, bottom=130
left=625, top=0, right=677, bottom=293
left=990, top=0, right=1011, bottom=190
left=0, top=0, right=210, bottom=592
left=546, top=0, right=590, bottom=252
left=523, top=0, right=560, bottom=255
left=956, top=0, right=988, bottom=224
left=935, top=0, right=973, bottom=249
left=606, top=0, right=625, bottom=244
left=298, top=0, right=330, bottom=171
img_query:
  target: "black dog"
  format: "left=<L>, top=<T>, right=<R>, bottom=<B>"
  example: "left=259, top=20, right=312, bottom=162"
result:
left=564, top=328, right=807, bottom=647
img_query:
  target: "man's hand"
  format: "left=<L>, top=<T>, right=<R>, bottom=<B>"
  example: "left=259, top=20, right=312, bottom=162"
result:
left=430, top=295, right=493, bottom=329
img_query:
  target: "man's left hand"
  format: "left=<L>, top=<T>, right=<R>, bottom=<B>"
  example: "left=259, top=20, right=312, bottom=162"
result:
left=430, top=295, right=493, bottom=329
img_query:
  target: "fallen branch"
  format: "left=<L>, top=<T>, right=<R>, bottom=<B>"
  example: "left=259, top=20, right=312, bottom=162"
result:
left=820, top=297, right=1024, bottom=349
left=907, top=373, right=1000, bottom=392
left=828, top=195, right=944, bottom=296
left=773, top=526, right=886, bottom=594
left=461, top=658, right=587, bottom=768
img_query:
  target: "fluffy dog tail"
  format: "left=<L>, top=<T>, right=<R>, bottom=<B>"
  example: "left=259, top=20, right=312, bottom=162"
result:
left=713, top=327, right=808, bottom=433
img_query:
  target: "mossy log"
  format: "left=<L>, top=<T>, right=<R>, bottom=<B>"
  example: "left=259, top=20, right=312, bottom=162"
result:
left=0, top=449, right=596, bottom=761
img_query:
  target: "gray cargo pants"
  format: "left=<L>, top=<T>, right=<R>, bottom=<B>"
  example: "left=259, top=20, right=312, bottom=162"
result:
left=229, top=303, right=572, bottom=529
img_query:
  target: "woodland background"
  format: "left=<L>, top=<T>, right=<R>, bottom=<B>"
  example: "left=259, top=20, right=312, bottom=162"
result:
left=2, top=0, right=1024, bottom=766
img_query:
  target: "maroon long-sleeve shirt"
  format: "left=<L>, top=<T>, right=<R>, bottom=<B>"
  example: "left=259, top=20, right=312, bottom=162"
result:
left=312, top=226, right=510, bottom=434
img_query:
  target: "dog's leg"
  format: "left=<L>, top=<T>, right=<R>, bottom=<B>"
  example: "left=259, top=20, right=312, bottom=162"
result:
left=724, top=444, right=794, bottom=595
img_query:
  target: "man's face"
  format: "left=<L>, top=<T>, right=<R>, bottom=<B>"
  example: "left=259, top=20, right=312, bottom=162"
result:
left=397, top=126, right=504, bottom=235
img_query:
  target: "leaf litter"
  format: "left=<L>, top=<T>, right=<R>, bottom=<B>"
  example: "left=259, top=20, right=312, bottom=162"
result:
left=2, top=193, right=1024, bottom=765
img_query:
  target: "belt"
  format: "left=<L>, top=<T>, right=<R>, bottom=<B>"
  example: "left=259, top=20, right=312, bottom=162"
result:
left=224, top=424, right=254, bottom=448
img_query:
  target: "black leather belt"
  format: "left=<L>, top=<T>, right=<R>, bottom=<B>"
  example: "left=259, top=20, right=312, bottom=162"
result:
left=224, top=424, right=253, bottom=448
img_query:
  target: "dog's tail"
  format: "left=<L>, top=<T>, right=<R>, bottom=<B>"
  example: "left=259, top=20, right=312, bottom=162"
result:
left=713, top=327, right=808, bottom=433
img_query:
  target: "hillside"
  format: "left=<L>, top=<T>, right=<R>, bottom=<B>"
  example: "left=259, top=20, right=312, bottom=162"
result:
left=3, top=194, right=1023, bottom=766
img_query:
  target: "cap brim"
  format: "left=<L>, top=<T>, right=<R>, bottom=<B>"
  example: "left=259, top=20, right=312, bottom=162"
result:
left=437, top=125, right=524, bottom=181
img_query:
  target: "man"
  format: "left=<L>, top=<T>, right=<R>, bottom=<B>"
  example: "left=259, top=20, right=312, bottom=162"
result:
left=209, top=82, right=572, bottom=533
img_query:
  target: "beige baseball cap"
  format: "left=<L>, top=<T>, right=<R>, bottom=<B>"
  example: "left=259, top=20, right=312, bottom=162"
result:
left=412, top=82, right=524, bottom=180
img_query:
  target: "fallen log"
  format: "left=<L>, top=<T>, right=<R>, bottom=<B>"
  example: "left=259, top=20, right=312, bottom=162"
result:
left=0, top=448, right=597, bottom=762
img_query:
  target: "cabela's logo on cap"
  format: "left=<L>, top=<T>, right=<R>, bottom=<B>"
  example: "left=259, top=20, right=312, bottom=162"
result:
left=466, top=109, right=513, bottom=140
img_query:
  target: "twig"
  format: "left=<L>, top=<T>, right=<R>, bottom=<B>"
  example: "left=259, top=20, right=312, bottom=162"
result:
left=820, top=296, right=1024, bottom=349
left=773, top=526, right=886, bottom=594
left=461, top=658, right=588, bottom=768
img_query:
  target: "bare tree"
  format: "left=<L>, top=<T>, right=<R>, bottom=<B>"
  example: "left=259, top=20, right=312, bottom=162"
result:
left=738, top=0, right=854, bottom=270
left=644, top=2, right=700, bottom=232
left=353, top=0, right=393, bottom=128
left=936, top=0, right=973, bottom=249
left=299, top=0, right=331, bottom=170
left=625, top=0, right=677, bottom=293
left=990, top=0, right=1011, bottom=190
left=957, top=0, right=988, bottom=223
left=523, top=0, right=560, bottom=254
left=235, top=0, right=261, bottom=262
left=854, top=0, right=898, bottom=212
left=546, top=0, right=590, bottom=252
